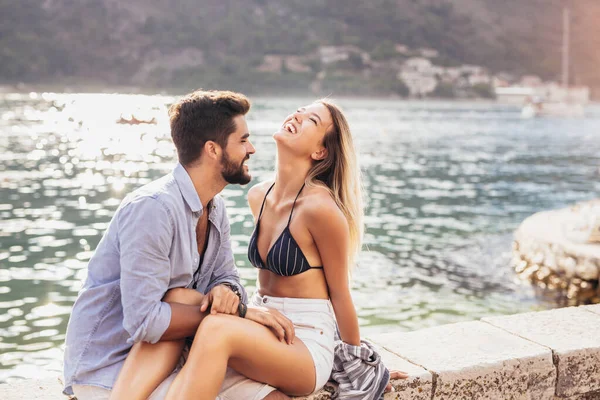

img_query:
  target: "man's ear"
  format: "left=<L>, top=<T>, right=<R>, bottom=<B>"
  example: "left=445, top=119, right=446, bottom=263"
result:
left=204, top=140, right=221, bottom=160
left=311, top=147, right=328, bottom=161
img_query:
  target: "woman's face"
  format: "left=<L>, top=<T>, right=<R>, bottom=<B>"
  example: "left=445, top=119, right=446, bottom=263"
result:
left=273, top=103, right=333, bottom=158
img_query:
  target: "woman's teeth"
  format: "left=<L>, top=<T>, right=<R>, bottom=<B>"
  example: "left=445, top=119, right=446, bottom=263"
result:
left=284, top=123, right=297, bottom=134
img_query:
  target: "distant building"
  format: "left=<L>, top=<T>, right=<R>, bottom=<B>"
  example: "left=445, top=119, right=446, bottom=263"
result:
left=468, top=72, right=491, bottom=86
left=440, top=67, right=462, bottom=82
left=495, top=87, right=535, bottom=104
left=496, top=72, right=517, bottom=85
left=398, top=57, right=440, bottom=96
left=403, top=57, right=434, bottom=71
left=520, top=75, right=543, bottom=87
left=492, top=76, right=510, bottom=88
left=536, top=83, right=590, bottom=104
left=257, top=55, right=311, bottom=73
left=460, top=65, right=485, bottom=76
left=419, top=48, right=439, bottom=58
left=395, top=44, right=410, bottom=55
left=318, top=46, right=367, bottom=65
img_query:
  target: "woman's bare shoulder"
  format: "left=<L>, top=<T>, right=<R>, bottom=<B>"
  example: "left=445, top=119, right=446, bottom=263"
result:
left=247, top=180, right=275, bottom=212
left=301, top=185, right=345, bottom=222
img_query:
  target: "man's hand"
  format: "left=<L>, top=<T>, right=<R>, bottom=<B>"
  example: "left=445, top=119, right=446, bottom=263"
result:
left=384, top=370, right=409, bottom=393
left=245, top=306, right=295, bottom=345
left=199, top=285, right=239, bottom=315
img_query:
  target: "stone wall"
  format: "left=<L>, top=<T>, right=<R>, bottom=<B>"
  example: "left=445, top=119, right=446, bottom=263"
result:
left=2, top=305, right=600, bottom=399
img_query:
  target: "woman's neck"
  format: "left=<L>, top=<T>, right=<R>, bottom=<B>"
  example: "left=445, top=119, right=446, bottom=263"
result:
left=274, top=156, right=312, bottom=201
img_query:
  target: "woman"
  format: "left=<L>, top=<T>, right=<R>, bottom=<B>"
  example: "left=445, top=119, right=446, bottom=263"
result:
left=111, top=100, right=401, bottom=399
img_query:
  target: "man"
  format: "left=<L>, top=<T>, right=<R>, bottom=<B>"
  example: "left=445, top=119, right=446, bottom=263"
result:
left=63, top=90, right=292, bottom=399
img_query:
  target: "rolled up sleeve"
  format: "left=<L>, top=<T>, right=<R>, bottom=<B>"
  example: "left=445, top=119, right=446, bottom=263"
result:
left=118, top=197, right=173, bottom=344
left=206, top=206, right=248, bottom=303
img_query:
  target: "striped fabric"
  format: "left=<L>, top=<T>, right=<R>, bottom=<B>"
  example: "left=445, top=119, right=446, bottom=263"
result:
left=330, top=338, right=390, bottom=400
left=248, top=183, right=324, bottom=276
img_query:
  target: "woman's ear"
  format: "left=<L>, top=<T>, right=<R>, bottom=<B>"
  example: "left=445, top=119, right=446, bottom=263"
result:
left=311, top=147, right=328, bottom=161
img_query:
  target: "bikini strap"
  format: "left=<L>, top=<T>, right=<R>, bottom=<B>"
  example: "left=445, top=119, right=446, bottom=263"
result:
left=287, top=183, right=306, bottom=225
left=257, top=183, right=275, bottom=220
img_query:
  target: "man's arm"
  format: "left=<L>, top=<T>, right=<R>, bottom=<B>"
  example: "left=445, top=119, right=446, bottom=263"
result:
left=118, top=197, right=204, bottom=343
left=204, top=201, right=248, bottom=303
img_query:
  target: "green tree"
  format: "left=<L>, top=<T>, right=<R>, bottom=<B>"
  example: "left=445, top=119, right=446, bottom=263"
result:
left=433, top=82, right=456, bottom=98
left=471, top=83, right=496, bottom=99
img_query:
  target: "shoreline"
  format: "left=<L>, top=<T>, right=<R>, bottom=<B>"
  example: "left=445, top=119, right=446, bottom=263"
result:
left=0, top=82, right=499, bottom=102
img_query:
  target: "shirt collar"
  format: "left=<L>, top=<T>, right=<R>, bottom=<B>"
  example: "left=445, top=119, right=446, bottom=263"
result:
left=173, top=163, right=203, bottom=214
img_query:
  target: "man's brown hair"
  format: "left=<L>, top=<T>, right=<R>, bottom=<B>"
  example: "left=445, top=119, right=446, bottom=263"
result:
left=169, top=89, right=251, bottom=166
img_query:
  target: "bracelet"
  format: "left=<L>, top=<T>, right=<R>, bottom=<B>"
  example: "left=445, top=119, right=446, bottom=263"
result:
left=222, top=283, right=243, bottom=301
left=237, top=302, right=247, bottom=318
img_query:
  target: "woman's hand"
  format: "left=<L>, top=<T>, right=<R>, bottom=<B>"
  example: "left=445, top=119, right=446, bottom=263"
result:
left=245, top=306, right=296, bottom=345
left=384, top=370, right=409, bottom=393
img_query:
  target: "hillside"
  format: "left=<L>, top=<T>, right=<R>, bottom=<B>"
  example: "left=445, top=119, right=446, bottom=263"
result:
left=1, top=0, right=598, bottom=96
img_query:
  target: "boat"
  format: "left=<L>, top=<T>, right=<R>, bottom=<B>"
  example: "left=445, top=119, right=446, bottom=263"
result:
left=521, top=7, right=589, bottom=118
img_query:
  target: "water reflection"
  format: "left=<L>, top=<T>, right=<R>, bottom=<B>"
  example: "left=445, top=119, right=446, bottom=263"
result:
left=1, top=93, right=600, bottom=382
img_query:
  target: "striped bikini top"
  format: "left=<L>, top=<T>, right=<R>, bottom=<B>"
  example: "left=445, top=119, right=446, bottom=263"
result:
left=248, top=183, right=323, bottom=276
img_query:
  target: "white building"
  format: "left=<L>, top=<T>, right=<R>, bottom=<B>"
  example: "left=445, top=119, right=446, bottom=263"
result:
left=468, top=72, right=491, bottom=86
left=398, top=58, right=440, bottom=96
left=318, top=46, right=367, bottom=65
left=520, top=75, right=543, bottom=87
left=257, top=55, right=311, bottom=73
left=419, top=48, right=439, bottom=58
left=395, top=44, right=410, bottom=55
left=495, top=87, right=535, bottom=104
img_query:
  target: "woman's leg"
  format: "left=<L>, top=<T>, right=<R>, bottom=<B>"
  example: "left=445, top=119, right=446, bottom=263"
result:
left=109, top=340, right=185, bottom=400
left=109, top=288, right=201, bottom=400
left=165, top=314, right=317, bottom=400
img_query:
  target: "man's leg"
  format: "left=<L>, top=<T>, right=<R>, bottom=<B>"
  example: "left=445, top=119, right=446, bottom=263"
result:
left=264, top=390, right=292, bottom=400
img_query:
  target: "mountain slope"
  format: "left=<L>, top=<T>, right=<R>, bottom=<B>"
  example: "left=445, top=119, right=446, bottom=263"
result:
left=1, top=0, right=598, bottom=95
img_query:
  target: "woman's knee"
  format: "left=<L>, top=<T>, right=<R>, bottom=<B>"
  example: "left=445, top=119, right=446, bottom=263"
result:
left=194, top=314, right=234, bottom=344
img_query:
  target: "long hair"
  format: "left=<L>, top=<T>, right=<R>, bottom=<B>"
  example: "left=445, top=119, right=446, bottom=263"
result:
left=305, top=100, right=364, bottom=269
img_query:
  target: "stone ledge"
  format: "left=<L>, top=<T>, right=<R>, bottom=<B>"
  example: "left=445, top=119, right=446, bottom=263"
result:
left=3, top=307, right=600, bottom=399
left=483, top=307, right=600, bottom=397
left=372, top=320, right=555, bottom=399
left=0, top=378, right=63, bottom=399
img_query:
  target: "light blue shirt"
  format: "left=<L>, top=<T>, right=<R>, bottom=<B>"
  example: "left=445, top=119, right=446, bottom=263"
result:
left=63, top=163, right=247, bottom=395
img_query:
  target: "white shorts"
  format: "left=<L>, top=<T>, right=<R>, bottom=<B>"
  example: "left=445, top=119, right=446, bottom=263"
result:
left=250, top=292, right=336, bottom=393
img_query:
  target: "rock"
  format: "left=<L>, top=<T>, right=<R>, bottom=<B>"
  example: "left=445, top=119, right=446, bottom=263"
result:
left=514, top=200, right=600, bottom=305
left=576, top=261, right=599, bottom=280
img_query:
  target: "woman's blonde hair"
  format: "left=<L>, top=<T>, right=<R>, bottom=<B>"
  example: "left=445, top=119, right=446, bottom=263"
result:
left=305, top=100, right=364, bottom=269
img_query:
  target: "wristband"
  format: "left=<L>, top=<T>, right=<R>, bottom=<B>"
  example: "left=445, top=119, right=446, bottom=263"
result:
left=237, top=302, right=247, bottom=318
left=222, top=283, right=242, bottom=301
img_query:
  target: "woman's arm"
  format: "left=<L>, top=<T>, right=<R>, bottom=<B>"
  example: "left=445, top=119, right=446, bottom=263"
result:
left=307, top=197, right=360, bottom=346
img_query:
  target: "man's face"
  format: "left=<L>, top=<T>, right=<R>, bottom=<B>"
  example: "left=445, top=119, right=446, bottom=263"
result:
left=220, top=115, right=255, bottom=185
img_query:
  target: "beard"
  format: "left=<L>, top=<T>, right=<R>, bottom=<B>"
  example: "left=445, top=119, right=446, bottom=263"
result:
left=220, top=151, right=251, bottom=185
